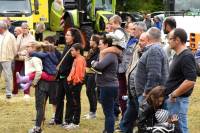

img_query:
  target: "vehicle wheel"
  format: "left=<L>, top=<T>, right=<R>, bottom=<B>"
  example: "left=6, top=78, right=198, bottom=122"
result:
left=81, top=25, right=93, bottom=51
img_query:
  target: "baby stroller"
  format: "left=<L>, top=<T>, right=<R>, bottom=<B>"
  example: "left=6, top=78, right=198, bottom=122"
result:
left=146, top=123, right=176, bottom=133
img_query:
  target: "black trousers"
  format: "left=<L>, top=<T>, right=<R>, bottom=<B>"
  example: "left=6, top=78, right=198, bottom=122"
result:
left=65, top=84, right=82, bottom=124
left=85, top=74, right=97, bottom=113
left=35, top=80, right=51, bottom=127
left=35, top=33, right=43, bottom=41
left=54, top=78, right=68, bottom=124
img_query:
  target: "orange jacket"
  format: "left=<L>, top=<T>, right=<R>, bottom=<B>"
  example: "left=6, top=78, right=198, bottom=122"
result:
left=67, top=55, right=86, bottom=85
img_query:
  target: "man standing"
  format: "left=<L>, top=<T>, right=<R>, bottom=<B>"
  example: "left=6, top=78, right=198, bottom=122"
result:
left=35, top=22, right=45, bottom=41
left=0, top=21, right=17, bottom=98
left=119, top=31, right=148, bottom=133
left=165, top=28, right=196, bottom=133
left=135, top=27, right=169, bottom=103
left=163, top=17, right=177, bottom=65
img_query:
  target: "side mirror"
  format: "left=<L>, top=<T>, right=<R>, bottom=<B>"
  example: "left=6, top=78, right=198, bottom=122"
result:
left=34, top=0, right=39, bottom=14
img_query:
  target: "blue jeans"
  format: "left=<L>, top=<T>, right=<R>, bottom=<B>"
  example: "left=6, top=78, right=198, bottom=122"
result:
left=166, top=97, right=189, bottom=133
left=99, top=86, right=118, bottom=133
left=119, top=97, right=139, bottom=133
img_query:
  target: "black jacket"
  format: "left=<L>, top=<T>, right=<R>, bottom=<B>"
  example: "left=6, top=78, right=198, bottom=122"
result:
left=86, top=48, right=99, bottom=68
left=58, top=45, right=74, bottom=78
left=138, top=100, right=157, bottom=133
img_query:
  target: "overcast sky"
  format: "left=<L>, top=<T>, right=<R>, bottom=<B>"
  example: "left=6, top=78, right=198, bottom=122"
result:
left=175, top=0, right=200, bottom=10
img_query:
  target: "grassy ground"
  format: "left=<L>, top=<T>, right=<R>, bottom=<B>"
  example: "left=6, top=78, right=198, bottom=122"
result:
left=0, top=31, right=199, bottom=132
left=0, top=78, right=200, bottom=133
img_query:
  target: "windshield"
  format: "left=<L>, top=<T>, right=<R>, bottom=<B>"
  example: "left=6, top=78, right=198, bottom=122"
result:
left=175, top=0, right=200, bottom=11
left=0, top=0, right=32, bottom=16
left=95, top=0, right=112, bottom=11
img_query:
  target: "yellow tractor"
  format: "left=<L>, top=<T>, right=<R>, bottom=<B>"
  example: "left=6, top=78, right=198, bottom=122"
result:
left=0, top=0, right=63, bottom=34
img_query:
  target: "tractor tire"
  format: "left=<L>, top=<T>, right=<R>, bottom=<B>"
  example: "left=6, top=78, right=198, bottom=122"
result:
left=80, top=25, right=93, bottom=51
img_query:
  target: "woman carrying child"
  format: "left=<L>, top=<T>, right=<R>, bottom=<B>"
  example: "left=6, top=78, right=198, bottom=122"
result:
left=16, top=42, right=58, bottom=90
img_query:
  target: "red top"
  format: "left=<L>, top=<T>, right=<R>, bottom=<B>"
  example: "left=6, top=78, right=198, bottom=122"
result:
left=67, top=55, right=86, bottom=85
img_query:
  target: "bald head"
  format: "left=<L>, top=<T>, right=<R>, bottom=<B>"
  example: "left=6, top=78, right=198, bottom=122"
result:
left=146, top=27, right=161, bottom=43
left=139, top=32, right=148, bottom=49
left=0, top=21, right=8, bottom=34
left=14, top=27, right=22, bottom=37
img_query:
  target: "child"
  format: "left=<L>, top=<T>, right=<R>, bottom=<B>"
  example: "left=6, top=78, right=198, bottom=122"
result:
left=16, top=42, right=58, bottom=90
left=99, top=15, right=128, bottom=61
left=106, top=14, right=128, bottom=49
left=43, top=36, right=61, bottom=125
left=63, top=43, right=86, bottom=130
left=138, top=86, right=165, bottom=133
left=19, top=42, right=43, bottom=89
left=152, top=109, right=181, bottom=133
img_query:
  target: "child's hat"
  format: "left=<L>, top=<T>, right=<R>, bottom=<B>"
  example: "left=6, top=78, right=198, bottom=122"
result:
left=155, top=109, right=169, bottom=123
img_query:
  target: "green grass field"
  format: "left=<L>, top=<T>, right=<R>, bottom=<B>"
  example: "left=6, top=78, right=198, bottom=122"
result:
left=0, top=77, right=200, bottom=133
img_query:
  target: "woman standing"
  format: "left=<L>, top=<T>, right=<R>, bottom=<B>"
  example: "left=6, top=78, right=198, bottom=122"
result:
left=84, top=34, right=100, bottom=119
left=92, top=36, right=119, bottom=133
left=52, top=28, right=85, bottom=125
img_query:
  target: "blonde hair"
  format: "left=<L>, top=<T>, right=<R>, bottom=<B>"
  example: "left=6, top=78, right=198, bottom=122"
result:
left=28, top=41, right=42, bottom=51
left=40, top=42, right=55, bottom=52
left=109, top=15, right=122, bottom=25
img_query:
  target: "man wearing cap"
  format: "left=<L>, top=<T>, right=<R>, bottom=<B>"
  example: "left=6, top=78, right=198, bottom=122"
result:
left=0, top=20, right=17, bottom=98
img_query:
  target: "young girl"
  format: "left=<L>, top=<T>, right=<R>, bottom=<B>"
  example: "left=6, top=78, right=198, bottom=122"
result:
left=64, top=43, right=86, bottom=130
left=18, top=41, right=43, bottom=88
left=16, top=42, right=58, bottom=90
left=84, top=34, right=100, bottom=119
left=138, top=86, right=165, bottom=133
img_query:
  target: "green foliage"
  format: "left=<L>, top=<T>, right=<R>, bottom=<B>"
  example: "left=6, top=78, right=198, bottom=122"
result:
left=116, top=0, right=164, bottom=13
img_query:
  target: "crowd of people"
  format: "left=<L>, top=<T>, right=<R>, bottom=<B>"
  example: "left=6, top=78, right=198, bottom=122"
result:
left=0, top=14, right=197, bottom=133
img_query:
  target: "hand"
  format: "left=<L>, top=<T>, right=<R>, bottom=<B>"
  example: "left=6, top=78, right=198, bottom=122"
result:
left=168, top=93, right=176, bottom=103
left=142, top=92, right=147, bottom=98
left=91, top=60, right=95, bottom=66
left=31, top=83, right=37, bottom=88
left=171, top=114, right=179, bottom=123
left=170, top=114, right=179, bottom=124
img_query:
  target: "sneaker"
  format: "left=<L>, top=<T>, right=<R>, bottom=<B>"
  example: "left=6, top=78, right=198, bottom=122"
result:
left=62, top=121, right=69, bottom=127
left=6, top=94, right=12, bottom=99
left=85, top=112, right=96, bottom=119
left=48, top=118, right=55, bottom=125
left=64, top=123, right=79, bottom=130
left=24, top=94, right=30, bottom=99
left=115, top=127, right=123, bottom=132
left=28, top=126, right=42, bottom=133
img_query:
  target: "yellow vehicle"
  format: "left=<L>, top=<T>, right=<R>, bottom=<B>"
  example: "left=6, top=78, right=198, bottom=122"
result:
left=0, top=0, right=49, bottom=33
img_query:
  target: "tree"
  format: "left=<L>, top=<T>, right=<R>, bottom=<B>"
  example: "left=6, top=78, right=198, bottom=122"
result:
left=116, top=0, right=164, bottom=13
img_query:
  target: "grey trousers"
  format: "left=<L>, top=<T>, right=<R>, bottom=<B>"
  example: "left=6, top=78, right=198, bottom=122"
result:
left=0, top=61, right=13, bottom=96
